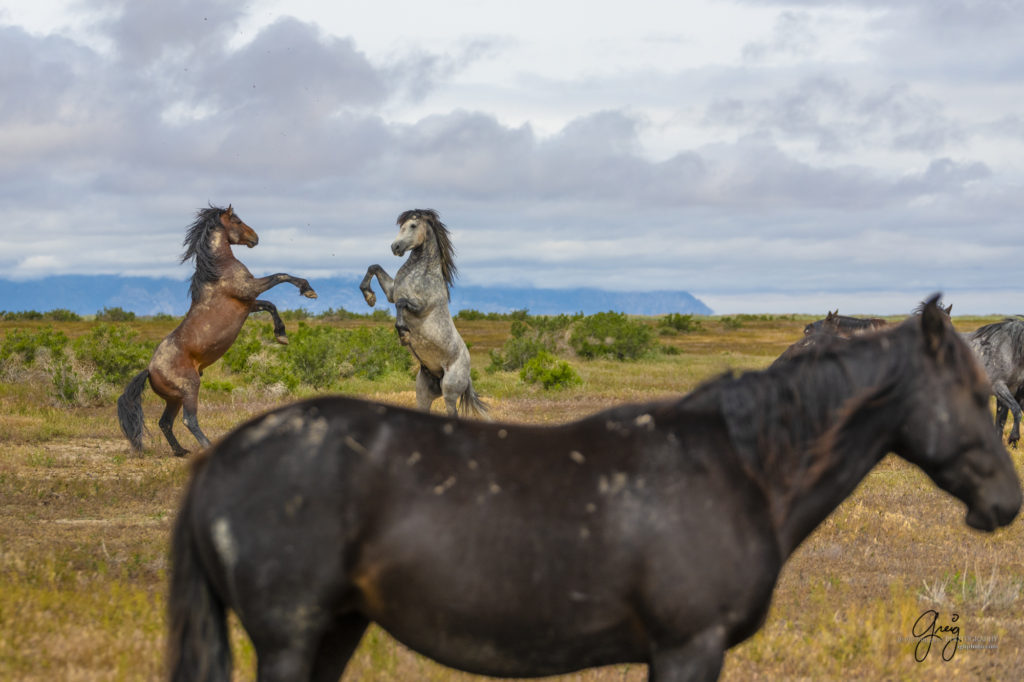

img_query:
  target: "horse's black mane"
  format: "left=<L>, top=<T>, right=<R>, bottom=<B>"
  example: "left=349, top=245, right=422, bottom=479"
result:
left=695, top=313, right=974, bottom=482
left=398, top=209, right=457, bottom=294
left=181, top=205, right=227, bottom=303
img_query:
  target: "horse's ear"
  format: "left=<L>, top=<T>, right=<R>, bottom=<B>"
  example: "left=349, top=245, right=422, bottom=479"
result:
left=226, top=204, right=234, bottom=215
left=920, top=295, right=947, bottom=358
left=944, top=304, right=953, bottom=316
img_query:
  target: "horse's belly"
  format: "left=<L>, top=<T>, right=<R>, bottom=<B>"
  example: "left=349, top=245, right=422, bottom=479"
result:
left=354, top=550, right=646, bottom=676
left=374, top=609, right=643, bottom=677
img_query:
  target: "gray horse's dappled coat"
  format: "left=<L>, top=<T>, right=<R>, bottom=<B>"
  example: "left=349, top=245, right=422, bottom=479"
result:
left=360, top=209, right=486, bottom=418
left=168, top=299, right=1019, bottom=681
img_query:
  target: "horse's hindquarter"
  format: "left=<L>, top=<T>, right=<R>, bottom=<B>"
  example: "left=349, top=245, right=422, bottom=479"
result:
left=403, top=307, right=469, bottom=374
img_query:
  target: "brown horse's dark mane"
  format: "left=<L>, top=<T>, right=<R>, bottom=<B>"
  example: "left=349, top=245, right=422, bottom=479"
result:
left=181, top=205, right=228, bottom=303
left=397, top=208, right=457, bottom=293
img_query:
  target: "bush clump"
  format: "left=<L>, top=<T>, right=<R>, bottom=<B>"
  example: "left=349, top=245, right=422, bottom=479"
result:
left=0, top=324, right=154, bottom=406
left=0, top=328, right=69, bottom=364
left=95, top=306, right=136, bottom=322
left=223, top=321, right=411, bottom=390
left=72, top=324, right=155, bottom=385
left=519, top=351, right=581, bottom=390
left=658, top=313, right=703, bottom=334
left=569, top=311, right=654, bottom=361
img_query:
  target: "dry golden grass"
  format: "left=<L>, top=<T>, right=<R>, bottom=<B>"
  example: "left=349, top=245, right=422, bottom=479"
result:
left=1, top=313, right=1022, bottom=681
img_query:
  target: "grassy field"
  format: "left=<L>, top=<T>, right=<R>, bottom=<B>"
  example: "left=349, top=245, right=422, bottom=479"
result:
left=1, top=312, right=1022, bottom=681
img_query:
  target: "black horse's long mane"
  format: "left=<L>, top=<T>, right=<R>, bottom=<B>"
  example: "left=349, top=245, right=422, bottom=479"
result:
left=181, top=205, right=227, bottom=303
left=398, top=209, right=457, bottom=293
left=701, top=311, right=977, bottom=487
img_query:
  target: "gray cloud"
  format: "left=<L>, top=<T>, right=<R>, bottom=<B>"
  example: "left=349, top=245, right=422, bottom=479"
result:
left=1, top=1, right=1022, bottom=313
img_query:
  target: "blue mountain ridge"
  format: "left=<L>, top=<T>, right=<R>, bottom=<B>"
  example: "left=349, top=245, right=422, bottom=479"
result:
left=0, top=275, right=713, bottom=317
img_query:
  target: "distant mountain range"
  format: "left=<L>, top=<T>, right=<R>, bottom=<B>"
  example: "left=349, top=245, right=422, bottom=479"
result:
left=0, top=276, right=713, bottom=317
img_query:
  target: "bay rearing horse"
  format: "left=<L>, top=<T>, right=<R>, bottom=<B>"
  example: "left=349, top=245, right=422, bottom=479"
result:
left=359, top=209, right=486, bottom=418
left=117, top=205, right=317, bottom=456
left=167, top=298, right=1019, bottom=681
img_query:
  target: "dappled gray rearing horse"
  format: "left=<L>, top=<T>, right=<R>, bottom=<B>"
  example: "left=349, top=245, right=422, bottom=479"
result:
left=360, top=209, right=487, bottom=418
left=967, top=316, right=1024, bottom=446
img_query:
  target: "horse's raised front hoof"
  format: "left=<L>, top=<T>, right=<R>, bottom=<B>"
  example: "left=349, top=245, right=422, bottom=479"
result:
left=275, top=334, right=289, bottom=345
left=302, top=288, right=318, bottom=299
left=362, top=291, right=377, bottom=307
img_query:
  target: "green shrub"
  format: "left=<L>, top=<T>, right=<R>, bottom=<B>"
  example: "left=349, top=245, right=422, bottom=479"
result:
left=150, top=312, right=178, bottom=322
left=520, top=351, right=582, bottom=390
left=71, top=325, right=154, bottom=385
left=569, top=312, right=654, bottom=361
left=658, top=313, right=703, bottom=333
left=279, top=308, right=312, bottom=321
left=95, top=306, right=136, bottom=322
left=223, top=323, right=267, bottom=373
left=0, top=328, right=69, bottom=364
left=0, top=310, right=44, bottom=320
left=720, top=316, right=743, bottom=330
left=223, top=322, right=411, bottom=389
left=47, top=309, right=82, bottom=322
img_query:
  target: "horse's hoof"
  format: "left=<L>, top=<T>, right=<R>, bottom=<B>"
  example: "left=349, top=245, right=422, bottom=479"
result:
left=172, top=450, right=189, bottom=458
left=303, top=289, right=318, bottom=299
left=275, top=335, right=289, bottom=345
left=363, top=293, right=376, bottom=307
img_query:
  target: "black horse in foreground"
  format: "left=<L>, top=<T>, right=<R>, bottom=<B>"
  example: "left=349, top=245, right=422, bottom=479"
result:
left=167, top=299, right=1020, bottom=682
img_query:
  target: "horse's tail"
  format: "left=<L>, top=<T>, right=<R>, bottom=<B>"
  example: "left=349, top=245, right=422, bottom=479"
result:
left=167, top=476, right=231, bottom=682
left=458, top=383, right=490, bottom=420
left=117, top=369, right=150, bottom=451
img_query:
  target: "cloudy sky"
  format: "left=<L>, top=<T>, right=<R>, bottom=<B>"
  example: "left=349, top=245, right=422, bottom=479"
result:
left=1, top=0, right=1022, bottom=314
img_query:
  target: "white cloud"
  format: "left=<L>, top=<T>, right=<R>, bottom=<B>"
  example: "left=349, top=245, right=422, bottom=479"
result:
left=0, top=0, right=1022, bottom=313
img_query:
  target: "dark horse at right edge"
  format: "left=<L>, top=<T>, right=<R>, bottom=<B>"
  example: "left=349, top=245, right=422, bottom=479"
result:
left=167, top=298, right=1018, bottom=681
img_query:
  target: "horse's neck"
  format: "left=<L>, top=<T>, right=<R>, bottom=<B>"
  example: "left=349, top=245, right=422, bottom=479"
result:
left=399, top=237, right=445, bottom=291
left=734, top=338, right=905, bottom=557
left=208, top=231, right=240, bottom=268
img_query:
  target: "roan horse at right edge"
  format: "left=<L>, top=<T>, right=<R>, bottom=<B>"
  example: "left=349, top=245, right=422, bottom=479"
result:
left=167, top=298, right=1019, bottom=681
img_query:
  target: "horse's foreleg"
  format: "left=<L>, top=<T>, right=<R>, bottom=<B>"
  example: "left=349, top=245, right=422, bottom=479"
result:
left=252, top=300, right=289, bottom=344
left=252, top=273, right=318, bottom=299
left=359, top=265, right=395, bottom=307
left=648, top=626, right=725, bottom=682
left=159, top=399, right=190, bottom=457
left=309, top=614, right=369, bottom=682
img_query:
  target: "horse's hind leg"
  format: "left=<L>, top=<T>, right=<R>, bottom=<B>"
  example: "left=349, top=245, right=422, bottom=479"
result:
left=415, top=367, right=443, bottom=412
left=158, top=398, right=189, bottom=457
left=440, top=357, right=471, bottom=417
left=992, top=382, right=1022, bottom=446
left=181, top=386, right=212, bottom=450
left=310, top=614, right=369, bottom=682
